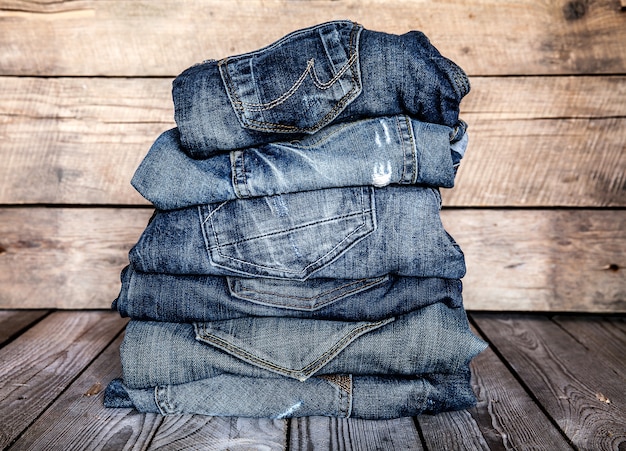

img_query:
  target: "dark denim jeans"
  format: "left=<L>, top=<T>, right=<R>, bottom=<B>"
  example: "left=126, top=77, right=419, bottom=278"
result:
left=118, top=302, right=486, bottom=389
left=131, top=116, right=467, bottom=210
left=173, top=21, right=470, bottom=156
left=114, top=265, right=463, bottom=322
left=128, top=185, right=466, bottom=280
left=104, top=369, right=476, bottom=419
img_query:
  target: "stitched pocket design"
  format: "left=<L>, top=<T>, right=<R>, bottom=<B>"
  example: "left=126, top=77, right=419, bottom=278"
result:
left=199, top=187, right=376, bottom=280
left=219, top=21, right=363, bottom=134
left=227, top=275, right=388, bottom=310
left=194, top=317, right=393, bottom=381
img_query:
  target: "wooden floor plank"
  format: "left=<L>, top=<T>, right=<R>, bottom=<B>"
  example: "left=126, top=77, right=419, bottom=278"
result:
left=552, top=315, right=626, bottom=378
left=418, top=326, right=574, bottom=450
left=0, top=310, right=49, bottom=345
left=470, top=322, right=572, bottom=449
left=8, top=333, right=163, bottom=451
left=290, top=416, right=423, bottom=450
left=10, top=323, right=288, bottom=451
left=147, top=416, right=287, bottom=450
left=472, top=314, right=626, bottom=450
left=0, top=311, right=127, bottom=449
left=417, top=410, right=490, bottom=451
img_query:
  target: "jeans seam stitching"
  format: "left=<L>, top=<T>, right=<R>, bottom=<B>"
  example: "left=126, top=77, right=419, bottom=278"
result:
left=220, top=22, right=362, bottom=133
left=231, top=276, right=387, bottom=308
left=197, top=318, right=389, bottom=380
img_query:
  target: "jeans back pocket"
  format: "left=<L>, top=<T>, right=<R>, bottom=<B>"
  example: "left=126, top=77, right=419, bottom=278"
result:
left=219, top=20, right=362, bottom=134
left=199, top=187, right=376, bottom=279
left=228, top=275, right=388, bottom=310
left=194, top=316, right=392, bottom=381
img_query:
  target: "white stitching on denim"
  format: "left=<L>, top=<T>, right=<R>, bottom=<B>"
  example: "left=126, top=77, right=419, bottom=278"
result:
left=196, top=318, right=392, bottom=381
left=404, top=115, right=419, bottom=184
left=234, top=52, right=358, bottom=112
left=201, top=201, right=229, bottom=225
left=209, top=209, right=373, bottom=277
left=220, top=23, right=362, bottom=133
left=230, top=275, right=387, bottom=308
left=205, top=189, right=375, bottom=278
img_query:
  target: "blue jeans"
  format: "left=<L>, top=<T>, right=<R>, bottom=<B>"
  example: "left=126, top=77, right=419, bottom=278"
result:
left=173, top=21, right=470, bottom=157
left=104, top=370, right=476, bottom=419
left=128, top=185, right=466, bottom=280
left=117, top=302, right=487, bottom=389
left=131, top=116, right=467, bottom=210
left=114, top=265, right=463, bottom=322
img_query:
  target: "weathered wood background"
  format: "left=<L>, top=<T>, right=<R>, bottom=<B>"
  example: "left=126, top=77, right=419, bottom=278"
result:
left=1, top=0, right=625, bottom=311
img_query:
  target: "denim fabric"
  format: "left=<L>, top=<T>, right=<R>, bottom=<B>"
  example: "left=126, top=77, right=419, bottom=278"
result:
left=104, top=370, right=476, bottom=419
left=118, top=302, right=487, bottom=388
left=131, top=117, right=468, bottom=210
left=114, top=265, right=463, bottom=322
left=173, top=21, right=470, bottom=157
left=128, top=185, right=466, bottom=280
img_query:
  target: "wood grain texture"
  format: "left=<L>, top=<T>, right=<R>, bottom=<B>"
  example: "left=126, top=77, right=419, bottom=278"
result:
left=442, top=209, right=626, bottom=312
left=147, top=417, right=287, bottom=450
left=3, top=312, right=625, bottom=448
left=552, top=315, right=626, bottom=381
left=0, top=311, right=127, bottom=449
left=1, top=0, right=625, bottom=76
left=473, top=313, right=626, bottom=450
left=0, top=309, right=48, bottom=344
left=0, top=77, right=172, bottom=206
left=290, top=416, right=423, bottom=450
left=9, top=327, right=286, bottom=450
left=0, top=207, right=154, bottom=309
left=467, top=324, right=572, bottom=449
left=417, top=410, right=490, bottom=451
left=8, top=333, right=165, bottom=451
left=1, top=76, right=625, bottom=207
left=0, top=207, right=623, bottom=311
left=445, top=117, right=626, bottom=207
left=418, top=323, right=574, bottom=450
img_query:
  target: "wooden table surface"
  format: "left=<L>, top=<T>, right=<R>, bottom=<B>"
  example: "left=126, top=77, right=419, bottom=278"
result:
left=0, top=310, right=624, bottom=450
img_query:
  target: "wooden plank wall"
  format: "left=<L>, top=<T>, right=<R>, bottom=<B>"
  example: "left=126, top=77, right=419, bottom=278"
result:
left=1, top=0, right=625, bottom=311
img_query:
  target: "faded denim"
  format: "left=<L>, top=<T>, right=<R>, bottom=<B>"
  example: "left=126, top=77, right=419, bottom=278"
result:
left=114, top=264, right=463, bottom=322
left=173, top=20, right=470, bottom=157
left=128, top=185, right=466, bottom=280
left=118, top=302, right=487, bottom=389
left=104, top=370, right=476, bottom=419
left=132, top=117, right=467, bottom=210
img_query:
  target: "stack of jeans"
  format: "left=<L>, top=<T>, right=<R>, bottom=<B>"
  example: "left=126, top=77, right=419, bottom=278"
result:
left=104, top=21, right=487, bottom=419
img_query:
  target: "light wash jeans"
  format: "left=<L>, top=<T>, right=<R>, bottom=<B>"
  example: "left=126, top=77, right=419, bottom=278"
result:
left=104, top=369, right=476, bottom=419
left=173, top=21, right=470, bottom=156
left=128, top=185, right=466, bottom=280
left=131, top=117, right=467, bottom=210
left=117, top=301, right=486, bottom=389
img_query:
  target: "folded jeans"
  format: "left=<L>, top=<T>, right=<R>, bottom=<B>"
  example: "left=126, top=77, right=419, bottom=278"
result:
left=173, top=20, right=470, bottom=156
left=131, top=116, right=467, bottom=210
left=129, top=185, right=466, bottom=280
left=118, top=301, right=487, bottom=388
left=104, top=370, right=476, bottom=419
left=114, top=265, right=464, bottom=322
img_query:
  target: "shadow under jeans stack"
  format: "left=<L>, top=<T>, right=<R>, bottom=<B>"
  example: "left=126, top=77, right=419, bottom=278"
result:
left=104, top=20, right=487, bottom=419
